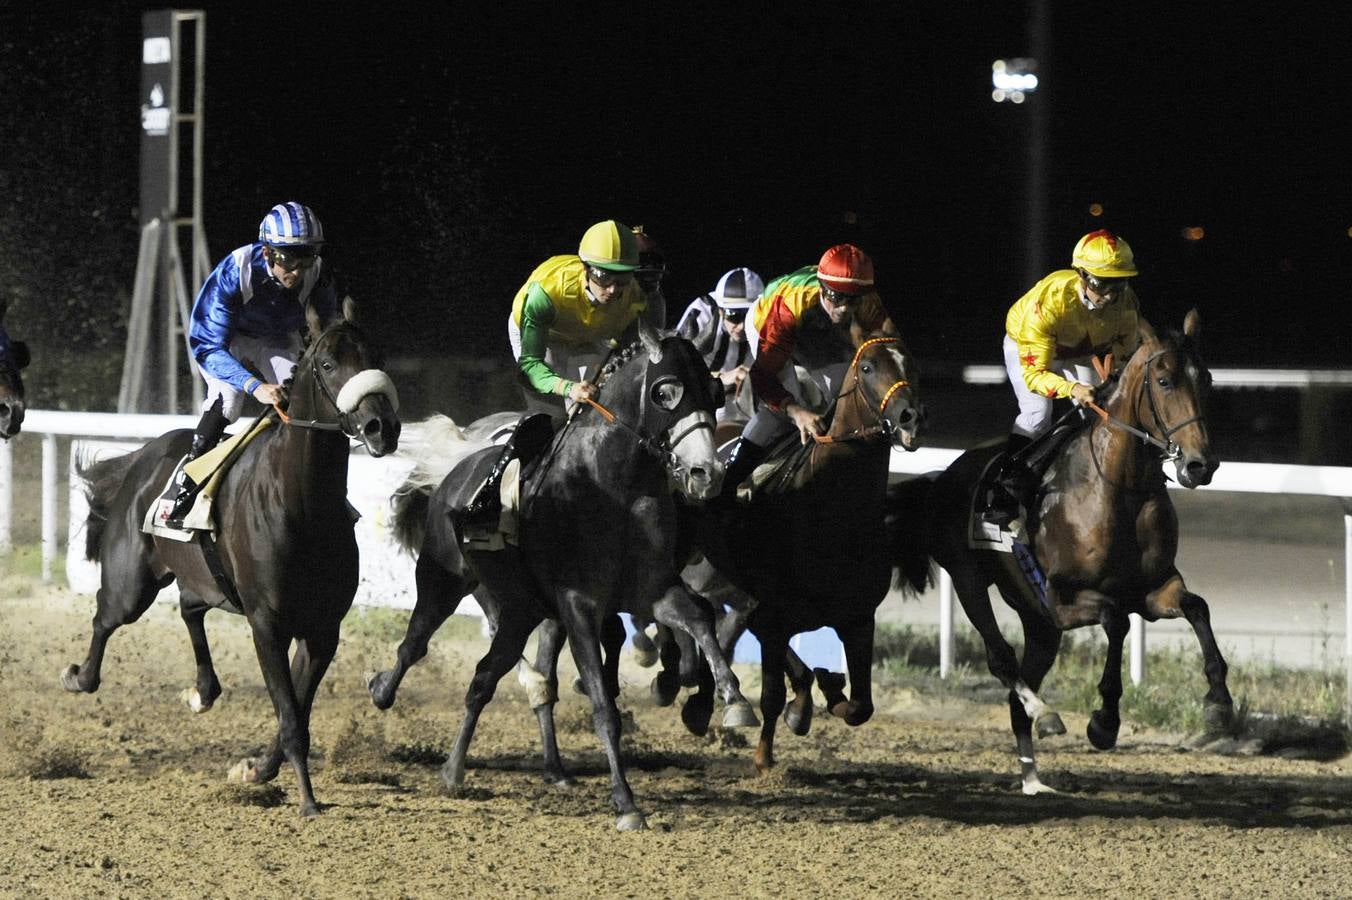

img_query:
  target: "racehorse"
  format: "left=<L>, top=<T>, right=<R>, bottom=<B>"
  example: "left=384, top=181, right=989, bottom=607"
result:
left=0, top=305, right=30, bottom=439
left=371, top=321, right=758, bottom=830
left=686, top=329, right=923, bottom=771
left=891, top=310, right=1231, bottom=794
left=62, top=299, right=401, bottom=816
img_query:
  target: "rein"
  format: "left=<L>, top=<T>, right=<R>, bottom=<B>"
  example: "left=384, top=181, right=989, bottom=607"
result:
left=812, top=336, right=909, bottom=445
left=1084, top=349, right=1202, bottom=462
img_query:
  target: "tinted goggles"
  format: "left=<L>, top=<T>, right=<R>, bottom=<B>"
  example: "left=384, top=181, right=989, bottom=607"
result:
left=270, top=245, right=319, bottom=271
left=1081, top=272, right=1128, bottom=296
left=721, top=308, right=746, bottom=324
left=819, top=283, right=864, bottom=307
left=586, top=266, right=634, bottom=288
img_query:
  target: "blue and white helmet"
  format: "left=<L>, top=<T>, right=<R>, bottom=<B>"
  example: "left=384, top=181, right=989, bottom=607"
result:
left=258, top=202, right=325, bottom=247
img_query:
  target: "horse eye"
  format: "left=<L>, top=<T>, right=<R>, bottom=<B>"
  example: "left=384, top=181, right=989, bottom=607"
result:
left=651, top=381, right=684, bottom=410
left=861, top=363, right=873, bottom=374
left=321, top=360, right=336, bottom=372
left=1157, top=376, right=1171, bottom=388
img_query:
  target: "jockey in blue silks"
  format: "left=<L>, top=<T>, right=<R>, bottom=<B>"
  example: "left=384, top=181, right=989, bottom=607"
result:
left=165, top=201, right=337, bottom=526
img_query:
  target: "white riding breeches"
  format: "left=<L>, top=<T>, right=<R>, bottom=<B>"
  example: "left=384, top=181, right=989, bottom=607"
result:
left=1003, top=334, right=1099, bottom=440
left=199, top=332, right=303, bottom=421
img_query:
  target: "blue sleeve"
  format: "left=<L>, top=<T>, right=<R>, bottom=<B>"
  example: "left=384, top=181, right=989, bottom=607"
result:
left=189, top=253, right=257, bottom=391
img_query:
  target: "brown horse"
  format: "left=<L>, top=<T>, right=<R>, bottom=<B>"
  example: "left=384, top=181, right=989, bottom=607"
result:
left=688, top=330, right=923, bottom=771
left=0, top=305, right=29, bottom=439
left=62, top=299, right=401, bottom=816
left=892, top=310, right=1232, bottom=794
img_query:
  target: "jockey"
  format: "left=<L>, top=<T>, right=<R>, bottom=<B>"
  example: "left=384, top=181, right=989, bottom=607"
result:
left=632, top=225, right=668, bottom=328
left=718, top=244, right=895, bottom=497
left=165, top=201, right=337, bottom=526
left=507, top=219, right=651, bottom=422
left=980, top=229, right=1143, bottom=530
left=675, top=267, right=764, bottom=422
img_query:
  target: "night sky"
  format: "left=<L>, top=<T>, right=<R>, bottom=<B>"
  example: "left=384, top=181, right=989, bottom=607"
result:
left=3, top=1, right=1351, bottom=414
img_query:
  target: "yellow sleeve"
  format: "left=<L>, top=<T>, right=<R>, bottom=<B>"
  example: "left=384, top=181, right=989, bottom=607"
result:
left=1006, top=275, right=1077, bottom=400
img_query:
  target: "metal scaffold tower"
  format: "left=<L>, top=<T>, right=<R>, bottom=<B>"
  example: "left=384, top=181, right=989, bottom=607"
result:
left=119, top=9, right=208, bottom=414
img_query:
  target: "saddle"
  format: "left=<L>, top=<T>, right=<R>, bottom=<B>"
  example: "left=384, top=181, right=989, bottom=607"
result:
left=144, top=416, right=276, bottom=541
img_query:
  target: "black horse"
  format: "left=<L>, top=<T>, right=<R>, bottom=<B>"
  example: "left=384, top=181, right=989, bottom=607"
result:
left=371, top=321, right=757, bottom=830
left=62, top=299, right=401, bottom=816
left=685, top=331, right=923, bottom=771
left=0, top=305, right=30, bottom=439
left=891, top=311, right=1231, bottom=794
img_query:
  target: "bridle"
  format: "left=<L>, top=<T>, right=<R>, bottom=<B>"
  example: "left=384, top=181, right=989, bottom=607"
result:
left=1086, top=345, right=1205, bottom=463
left=270, top=321, right=391, bottom=438
left=813, top=336, right=912, bottom=445
left=581, top=354, right=716, bottom=475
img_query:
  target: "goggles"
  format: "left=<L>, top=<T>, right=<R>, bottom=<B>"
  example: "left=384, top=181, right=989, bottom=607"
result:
left=586, top=266, right=634, bottom=289
left=1081, top=271, right=1128, bottom=297
left=270, top=245, right=319, bottom=272
left=721, top=309, right=746, bottom=324
left=818, top=282, right=864, bottom=307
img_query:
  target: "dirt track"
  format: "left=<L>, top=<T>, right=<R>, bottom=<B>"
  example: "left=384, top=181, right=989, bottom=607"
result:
left=2, top=583, right=1351, bottom=899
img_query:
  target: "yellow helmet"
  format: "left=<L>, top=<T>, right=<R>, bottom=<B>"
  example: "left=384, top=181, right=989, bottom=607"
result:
left=1071, top=230, right=1138, bottom=278
left=578, top=220, right=640, bottom=272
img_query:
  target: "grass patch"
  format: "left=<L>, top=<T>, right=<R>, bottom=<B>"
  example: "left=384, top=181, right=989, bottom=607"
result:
left=875, top=622, right=1349, bottom=739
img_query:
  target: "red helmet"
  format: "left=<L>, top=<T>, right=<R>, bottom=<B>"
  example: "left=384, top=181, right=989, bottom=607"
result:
left=816, top=244, right=874, bottom=294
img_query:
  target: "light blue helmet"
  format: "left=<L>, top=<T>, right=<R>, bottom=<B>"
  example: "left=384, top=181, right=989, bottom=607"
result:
left=258, top=202, right=325, bottom=247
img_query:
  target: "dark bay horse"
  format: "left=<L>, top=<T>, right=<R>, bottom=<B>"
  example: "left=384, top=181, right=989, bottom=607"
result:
left=62, top=299, right=401, bottom=816
left=370, top=322, right=757, bottom=830
left=0, top=307, right=30, bottom=439
left=688, top=330, right=923, bottom=771
left=892, top=310, right=1231, bottom=794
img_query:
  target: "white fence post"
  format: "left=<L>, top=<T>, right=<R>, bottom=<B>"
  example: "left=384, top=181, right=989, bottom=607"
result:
left=1344, top=508, right=1351, bottom=724
left=0, top=439, right=11, bottom=555
left=1128, top=613, right=1145, bottom=685
left=41, top=433, right=57, bottom=581
left=938, top=567, right=954, bottom=678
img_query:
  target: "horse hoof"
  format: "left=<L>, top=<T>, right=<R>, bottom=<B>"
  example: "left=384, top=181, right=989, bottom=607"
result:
left=721, top=701, right=759, bottom=729
left=299, top=802, right=322, bottom=818
left=681, top=698, right=713, bottom=737
left=616, top=812, right=648, bottom=832
left=571, top=677, right=587, bottom=697
left=1035, top=711, right=1067, bottom=739
left=831, top=701, right=873, bottom=727
left=228, top=758, right=260, bottom=784
left=1021, top=774, right=1058, bottom=796
left=1204, top=701, right=1235, bottom=735
left=1086, top=710, right=1120, bottom=750
left=179, top=687, right=213, bottom=713
left=59, top=664, right=85, bottom=693
left=439, top=762, right=467, bottom=791
left=365, top=671, right=396, bottom=710
left=783, top=701, right=813, bottom=736
left=631, top=646, right=659, bottom=668
left=543, top=773, right=579, bottom=790
left=650, top=675, right=679, bottom=708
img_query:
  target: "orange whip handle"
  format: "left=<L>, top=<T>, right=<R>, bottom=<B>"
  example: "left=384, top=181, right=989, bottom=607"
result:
left=583, top=397, right=616, bottom=423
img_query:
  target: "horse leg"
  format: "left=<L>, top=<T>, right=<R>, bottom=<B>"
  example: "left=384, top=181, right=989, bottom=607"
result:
left=178, top=590, right=222, bottom=712
left=241, top=619, right=322, bottom=816
left=783, top=646, right=817, bottom=736
left=650, top=584, right=758, bottom=729
left=367, top=555, right=468, bottom=710
left=62, top=569, right=166, bottom=694
left=1147, top=577, right=1234, bottom=734
left=1010, top=607, right=1064, bottom=796
left=1087, top=610, right=1130, bottom=751
left=561, top=602, right=647, bottom=832
left=629, top=615, right=659, bottom=668
left=522, top=618, right=577, bottom=788
left=649, top=623, right=683, bottom=707
left=753, top=627, right=790, bottom=773
left=824, top=618, right=875, bottom=726
left=442, top=608, right=542, bottom=792
left=715, top=601, right=750, bottom=660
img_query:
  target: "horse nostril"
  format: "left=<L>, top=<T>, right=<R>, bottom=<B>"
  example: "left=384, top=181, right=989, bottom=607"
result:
left=899, top=408, right=917, bottom=426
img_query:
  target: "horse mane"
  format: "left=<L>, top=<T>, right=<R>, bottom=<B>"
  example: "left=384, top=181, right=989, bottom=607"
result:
left=75, top=450, right=139, bottom=561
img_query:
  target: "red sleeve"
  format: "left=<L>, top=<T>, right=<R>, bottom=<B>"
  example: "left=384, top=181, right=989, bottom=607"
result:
left=750, top=298, right=798, bottom=411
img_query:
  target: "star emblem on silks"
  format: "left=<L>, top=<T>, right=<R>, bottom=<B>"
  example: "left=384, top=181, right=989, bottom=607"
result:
left=1021, top=351, right=1038, bottom=367
left=1045, top=387, right=1058, bottom=398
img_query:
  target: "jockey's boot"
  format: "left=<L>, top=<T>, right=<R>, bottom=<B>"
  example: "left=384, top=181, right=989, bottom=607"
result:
left=979, top=433, right=1034, bottom=530
left=460, top=413, right=555, bottom=534
left=164, top=401, right=229, bottom=529
left=713, top=436, right=767, bottom=508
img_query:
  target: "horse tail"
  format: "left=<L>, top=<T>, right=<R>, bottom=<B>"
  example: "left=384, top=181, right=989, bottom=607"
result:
left=388, top=413, right=493, bottom=554
left=75, top=450, right=138, bottom=561
left=886, top=474, right=937, bottom=596
left=389, top=483, right=430, bottom=554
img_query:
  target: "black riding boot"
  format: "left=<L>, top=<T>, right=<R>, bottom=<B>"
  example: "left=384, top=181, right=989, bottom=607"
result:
left=165, top=400, right=229, bottom=527
left=980, top=433, right=1035, bottom=529
left=715, top=436, right=767, bottom=506
left=461, top=413, right=555, bottom=533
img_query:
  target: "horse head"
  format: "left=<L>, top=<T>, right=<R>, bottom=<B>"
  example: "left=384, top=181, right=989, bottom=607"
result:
left=835, top=331, right=923, bottom=451
left=287, top=297, right=402, bottom=457
left=1109, top=309, right=1217, bottom=488
left=596, top=319, right=723, bottom=500
left=0, top=322, right=29, bottom=440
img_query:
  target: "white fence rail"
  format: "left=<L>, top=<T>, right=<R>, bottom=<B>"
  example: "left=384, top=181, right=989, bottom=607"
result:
left=3, top=409, right=1351, bottom=713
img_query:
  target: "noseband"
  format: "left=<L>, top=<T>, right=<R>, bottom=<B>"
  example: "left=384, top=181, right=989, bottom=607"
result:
left=272, top=324, right=397, bottom=438
left=814, top=336, right=911, bottom=445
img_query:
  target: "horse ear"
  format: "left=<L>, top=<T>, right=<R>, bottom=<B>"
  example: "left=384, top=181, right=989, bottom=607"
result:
left=341, top=295, right=359, bottom=324
left=1137, top=315, right=1158, bottom=343
left=1183, top=307, right=1201, bottom=342
left=305, top=301, right=324, bottom=342
left=638, top=317, right=663, bottom=363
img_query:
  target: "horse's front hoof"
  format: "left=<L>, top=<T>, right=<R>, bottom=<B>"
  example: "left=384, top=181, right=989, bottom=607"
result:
left=1021, top=773, right=1058, bottom=796
left=1086, top=710, right=1120, bottom=750
left=1035, top=711, right=1067, bottom=739
left=228, top=758, right=260, bottom=784
left=783, top=699, right=813, bottom=736
left=439, top=761, right=467, bottom=791
left=721, top=701, right=759, bottom=729
left=59, top=664, right=87, bottom=693
left=616, top=811, right=648, bottom=832
left=681, top=696, right=713, bottom=737
left=1204, top=701, right=1235, bottom=735
left=365, top=670, right=396, bottom=710
left=631, top=645, right=659, bottom=668
left=299, top=801, right=322, bottom=818
left=542, top=773, right=579, bottom=790
left=831, top=700, right=873, bottom=727
left=650, top=674, right=679, bottom=708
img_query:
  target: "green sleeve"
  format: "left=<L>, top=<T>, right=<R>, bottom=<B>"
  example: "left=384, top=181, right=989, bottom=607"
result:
left=517, top=283, right=569, bottom=396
